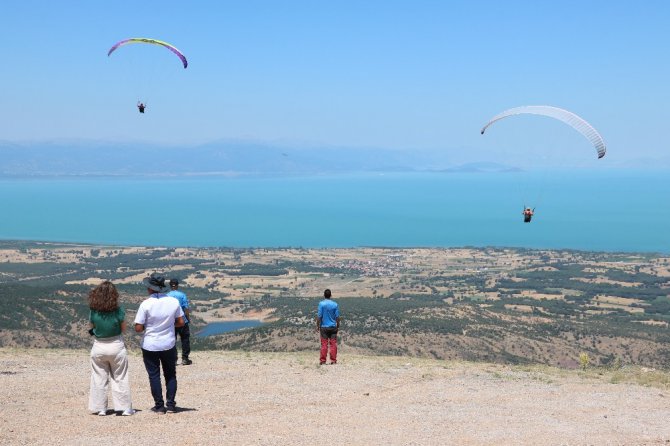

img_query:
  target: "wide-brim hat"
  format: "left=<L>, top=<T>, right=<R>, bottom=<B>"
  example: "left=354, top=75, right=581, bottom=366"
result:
left=143, top=273, right=166, bottom=292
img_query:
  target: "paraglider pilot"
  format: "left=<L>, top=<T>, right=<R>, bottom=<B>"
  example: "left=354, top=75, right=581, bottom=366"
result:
left=137, top=101, right=146, bottom=113
left=523, top=207, right=534, bottom=223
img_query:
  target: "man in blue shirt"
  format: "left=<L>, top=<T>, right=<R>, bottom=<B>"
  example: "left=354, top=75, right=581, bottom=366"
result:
left=316, top=289, right=340, bottom=365
left=168, top=278, right=192, bottom=365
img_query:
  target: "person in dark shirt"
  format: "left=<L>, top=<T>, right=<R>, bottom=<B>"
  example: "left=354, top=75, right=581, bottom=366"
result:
left=523, top=207, right=534, bottom=223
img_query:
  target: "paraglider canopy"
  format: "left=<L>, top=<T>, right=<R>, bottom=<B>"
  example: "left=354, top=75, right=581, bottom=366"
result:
left=108, top=38, right=188, bottom=69
left=480, top=105, right=606, bottom=159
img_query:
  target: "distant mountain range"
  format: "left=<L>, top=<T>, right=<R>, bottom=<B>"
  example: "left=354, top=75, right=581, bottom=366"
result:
left=437, top=161, right=523, bottom=173
left=0, top=140, right=520, bottom=177
left=1, top=139, right=665, bottom=177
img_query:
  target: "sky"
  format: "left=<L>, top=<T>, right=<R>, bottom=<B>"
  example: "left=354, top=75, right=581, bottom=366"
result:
left=1, top=0, right=669, bottom=166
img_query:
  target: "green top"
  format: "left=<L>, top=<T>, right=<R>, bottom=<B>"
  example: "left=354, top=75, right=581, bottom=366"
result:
left=89, top=307, right=125, bottom=338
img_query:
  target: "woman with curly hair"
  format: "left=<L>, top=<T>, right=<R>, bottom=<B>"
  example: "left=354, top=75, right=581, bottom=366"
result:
left=88, top=280, right=134, bottom=416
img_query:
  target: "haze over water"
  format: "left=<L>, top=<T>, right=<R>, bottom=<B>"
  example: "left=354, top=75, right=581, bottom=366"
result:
left=1, top=170, right=667, bottom=253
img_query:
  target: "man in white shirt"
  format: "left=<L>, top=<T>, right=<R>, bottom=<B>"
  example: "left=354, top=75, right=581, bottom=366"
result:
left=134, top=273, right=184, bottom=414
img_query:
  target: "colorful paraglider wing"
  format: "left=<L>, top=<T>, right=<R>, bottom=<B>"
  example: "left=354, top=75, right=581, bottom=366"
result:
left=107, top=38, right=188, bottom=68
left=480, top=106, right=606, bottom=159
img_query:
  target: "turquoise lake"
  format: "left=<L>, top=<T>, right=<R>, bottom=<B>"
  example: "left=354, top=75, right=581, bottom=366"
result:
left=0, top=170, right=668, bottom=253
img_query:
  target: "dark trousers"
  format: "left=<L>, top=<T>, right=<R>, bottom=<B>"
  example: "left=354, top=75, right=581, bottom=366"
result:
left=141, top=347, right=177, bottom=408
left=176, top=324, right=191, bottom=360
left=320, top=327, right=338, bottom=364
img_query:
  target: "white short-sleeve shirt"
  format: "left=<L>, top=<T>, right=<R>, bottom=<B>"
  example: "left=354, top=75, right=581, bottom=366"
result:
left=134, top=293, right=185, bottom=351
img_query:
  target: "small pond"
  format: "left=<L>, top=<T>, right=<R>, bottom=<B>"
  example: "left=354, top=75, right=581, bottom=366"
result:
left=196, top=320, right=264, bottom=337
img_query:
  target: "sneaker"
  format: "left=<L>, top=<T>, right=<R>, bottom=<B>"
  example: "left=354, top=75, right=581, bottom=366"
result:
left=151, top=405, right=167, bottom=414
left=166, top=405, right=177, bottom=413
left=122, top=409, right=135, bottom=416
left=97, top=410, right=107, bottom=416
left=181, top=359, right=192, bottom=365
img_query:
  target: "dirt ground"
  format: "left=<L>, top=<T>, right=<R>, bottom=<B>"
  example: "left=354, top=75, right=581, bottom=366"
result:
left=1, top=348, right=669, bottom=445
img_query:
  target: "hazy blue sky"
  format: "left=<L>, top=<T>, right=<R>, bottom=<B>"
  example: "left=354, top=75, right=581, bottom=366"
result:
left=1, top=0, right=669, bottom=165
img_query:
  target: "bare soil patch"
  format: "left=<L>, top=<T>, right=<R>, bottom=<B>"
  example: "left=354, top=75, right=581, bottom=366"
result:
left=1, top=349, right=669, bottom=445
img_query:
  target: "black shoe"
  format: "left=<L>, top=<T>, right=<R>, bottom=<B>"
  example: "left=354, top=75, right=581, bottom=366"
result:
left=151, top=405, right=167, bottom=414
left=166, top=405, right=178, bottom=413
left=182, top=359, right=192, bottom=365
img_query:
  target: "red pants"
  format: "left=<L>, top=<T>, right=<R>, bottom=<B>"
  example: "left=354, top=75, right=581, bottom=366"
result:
left=320, top=327, right=338, bottom=364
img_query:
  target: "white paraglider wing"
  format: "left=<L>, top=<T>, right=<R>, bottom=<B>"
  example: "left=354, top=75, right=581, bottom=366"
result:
left=480, top=106, right=606, bottom=159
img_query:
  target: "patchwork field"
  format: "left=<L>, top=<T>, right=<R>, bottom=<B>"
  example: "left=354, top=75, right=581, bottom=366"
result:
left=1, top=241, right=669, bottom=368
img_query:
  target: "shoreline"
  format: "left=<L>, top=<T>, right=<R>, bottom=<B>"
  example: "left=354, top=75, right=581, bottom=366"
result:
left=1, top=238, right=667, bottom=256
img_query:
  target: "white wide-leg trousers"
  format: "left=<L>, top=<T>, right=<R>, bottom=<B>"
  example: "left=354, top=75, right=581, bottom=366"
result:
left=88, top=336, right=132, bottom=412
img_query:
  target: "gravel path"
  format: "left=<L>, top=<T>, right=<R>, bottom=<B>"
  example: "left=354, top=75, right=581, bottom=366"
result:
left=1, top=348, right=668, bottom=445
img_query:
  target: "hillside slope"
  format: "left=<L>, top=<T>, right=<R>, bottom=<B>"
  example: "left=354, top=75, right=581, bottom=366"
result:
left=1, top=348, right=669, bottom=445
